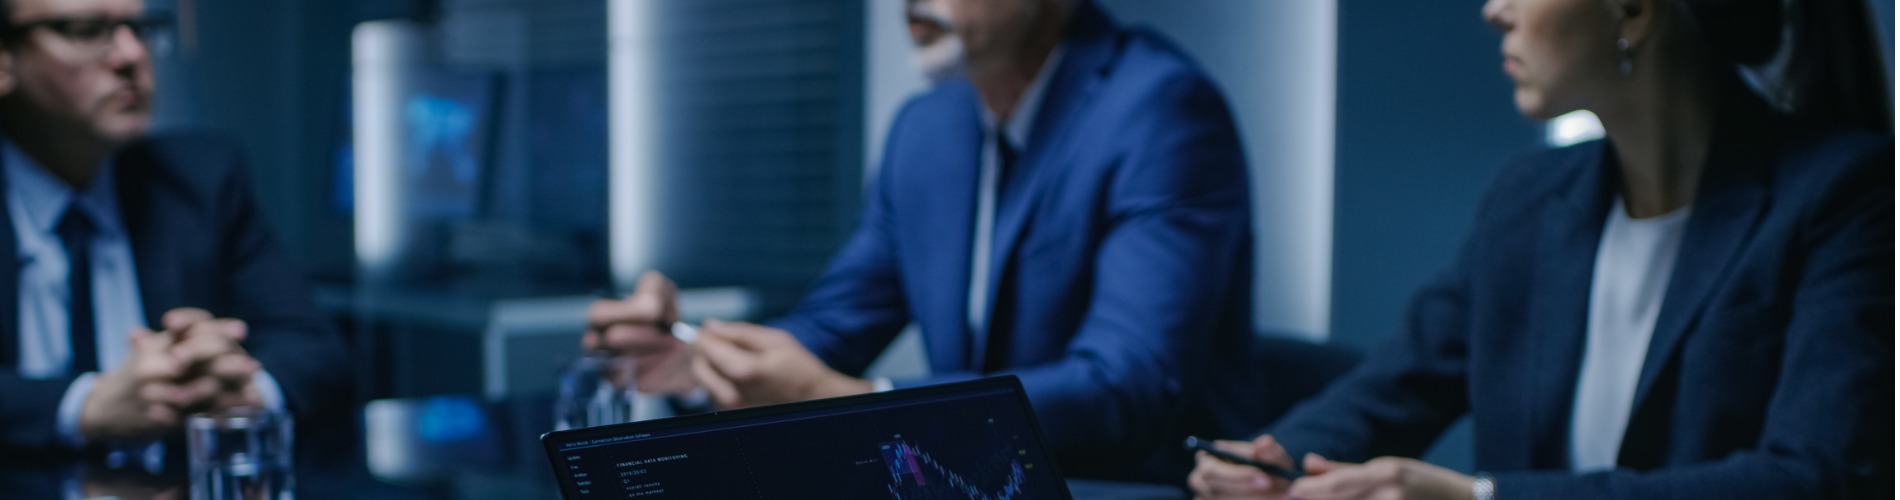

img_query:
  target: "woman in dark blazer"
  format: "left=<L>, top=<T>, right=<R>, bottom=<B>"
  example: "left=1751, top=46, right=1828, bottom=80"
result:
left=1189, top=0, right=1892, bottom=498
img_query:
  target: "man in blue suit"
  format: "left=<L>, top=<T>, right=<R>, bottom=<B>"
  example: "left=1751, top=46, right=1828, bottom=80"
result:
left=0, top=0, right=346, bottom=455
left=588, top=0, right=1257, bottom=480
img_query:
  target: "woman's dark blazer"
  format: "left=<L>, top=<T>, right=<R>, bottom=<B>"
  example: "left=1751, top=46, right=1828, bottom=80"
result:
left=1269, top=97, right=1893, bottom=499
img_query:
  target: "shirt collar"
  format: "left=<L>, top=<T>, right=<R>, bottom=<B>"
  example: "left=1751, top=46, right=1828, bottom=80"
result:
left=2, top=136, right=125, bottom=238
left=983, top=46, right=1067, bottom=152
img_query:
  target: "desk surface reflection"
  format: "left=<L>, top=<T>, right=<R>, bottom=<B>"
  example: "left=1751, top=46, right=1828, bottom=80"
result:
left=0, top=393, right=1186, bottom=499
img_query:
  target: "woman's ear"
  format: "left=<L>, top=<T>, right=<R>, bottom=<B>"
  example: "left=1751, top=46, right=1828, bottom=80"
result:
left=1611, top=0, right=1660, bottom=49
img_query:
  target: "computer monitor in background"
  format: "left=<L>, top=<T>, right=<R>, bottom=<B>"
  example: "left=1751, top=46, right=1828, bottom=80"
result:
left=334, top=67, right=612, bottom=289
left=331, top=69, right=497, bottom=222
left=401, top=70, right=496, bottom=220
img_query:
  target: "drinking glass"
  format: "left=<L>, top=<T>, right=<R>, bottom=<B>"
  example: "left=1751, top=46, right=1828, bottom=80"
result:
left=553, top=353, right=638, bottom=430
left=186, top=407, right=294, bottom=500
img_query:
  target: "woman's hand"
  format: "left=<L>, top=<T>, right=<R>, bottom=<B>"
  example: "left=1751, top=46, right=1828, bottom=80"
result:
left=1288, top=454, right=1475, bottom=500
left=1188, top=434, right=1296, bottom=499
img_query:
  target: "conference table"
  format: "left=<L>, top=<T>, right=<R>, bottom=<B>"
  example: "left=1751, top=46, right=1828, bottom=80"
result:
left=0, top=392, right=1189, bottom=499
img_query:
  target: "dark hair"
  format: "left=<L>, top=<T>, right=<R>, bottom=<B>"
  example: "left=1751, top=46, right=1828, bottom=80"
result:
left=1680, top=0, right=1891, bottom=131
left=1777, top=0, right=1890, bottom=131
left=1677, top=0, right=1783, bottom=66
left=0, top=0, right=12, bottom=48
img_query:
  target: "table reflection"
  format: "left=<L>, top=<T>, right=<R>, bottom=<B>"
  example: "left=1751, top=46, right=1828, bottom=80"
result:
left=0, top=392, right=1186, bottom=499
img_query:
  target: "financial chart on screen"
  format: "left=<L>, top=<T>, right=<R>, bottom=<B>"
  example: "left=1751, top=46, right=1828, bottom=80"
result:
left=542, top=378, right=1071, bottom=499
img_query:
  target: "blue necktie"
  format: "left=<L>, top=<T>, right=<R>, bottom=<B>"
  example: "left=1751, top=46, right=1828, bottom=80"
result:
left=56, top=206, right=97, bottom=374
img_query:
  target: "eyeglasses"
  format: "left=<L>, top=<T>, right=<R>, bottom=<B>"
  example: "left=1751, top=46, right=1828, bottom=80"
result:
left=3, top=12, right=176, bottom=59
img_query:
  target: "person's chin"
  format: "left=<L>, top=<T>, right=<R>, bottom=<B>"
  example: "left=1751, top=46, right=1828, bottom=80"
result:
left=1513, top=90, right=1556, bottom=121
left=916, top=38, right=966, bottom=85
left=94, top=114, right=153, bottom=145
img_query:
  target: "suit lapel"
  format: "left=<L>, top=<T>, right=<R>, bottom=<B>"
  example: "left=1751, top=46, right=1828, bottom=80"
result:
left=976, top=2, right=1118, bottom=363
left=0, top=139, right=181, bottom=366
left=1522, top=141, right=1616, bottom=468
left=113, top=144, right=178, bottom=328
left=1627, top=105, right=1773, bottom=414
left=921, top=82, right=984, bottom=372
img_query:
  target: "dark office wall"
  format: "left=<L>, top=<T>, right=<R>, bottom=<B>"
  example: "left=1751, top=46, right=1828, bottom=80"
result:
left=152, top=0, right=364, bottom=280
left=1331, top=0, right=1542, bottom=470
left=156, top=0, right=865, bottom=302
left=1331, top=3, right=1539, bottom=349
left=650, top=0, right=867, bottom=313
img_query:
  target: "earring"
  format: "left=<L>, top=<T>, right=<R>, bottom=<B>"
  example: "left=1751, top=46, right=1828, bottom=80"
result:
left=1617, top=38, right=1634, bottom=76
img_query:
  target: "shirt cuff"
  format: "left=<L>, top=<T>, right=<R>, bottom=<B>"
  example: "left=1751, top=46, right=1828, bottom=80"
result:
left=871, top=377, right=894, bottom=393
left=57, top=373, right=99, bottom=448
left=674, top=387, right=710, bottom=408
left=253, top=369, right=287, bottom=412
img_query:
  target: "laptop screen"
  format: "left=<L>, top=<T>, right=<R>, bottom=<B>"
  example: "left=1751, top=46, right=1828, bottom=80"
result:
left=541, top=376, right=1072, bottom=499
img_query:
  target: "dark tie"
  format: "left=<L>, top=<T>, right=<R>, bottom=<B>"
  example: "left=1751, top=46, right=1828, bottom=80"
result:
left=980, top=131, right=1017, bottom=372
left=995, top=130, right=1018, bottom=184
left=56, top=206, right=98, bottom=374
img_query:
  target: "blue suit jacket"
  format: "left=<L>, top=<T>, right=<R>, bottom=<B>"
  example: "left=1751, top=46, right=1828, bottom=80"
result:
left=0, top=134, right=349, bottom=453
left=1270, top=97, right=1893, bottom=498
left=767, top=2, right=1257, bottom=480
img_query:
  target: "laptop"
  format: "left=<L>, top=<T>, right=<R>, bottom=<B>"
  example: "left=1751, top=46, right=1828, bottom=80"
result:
left=540, top=376, right=1074, bottom=499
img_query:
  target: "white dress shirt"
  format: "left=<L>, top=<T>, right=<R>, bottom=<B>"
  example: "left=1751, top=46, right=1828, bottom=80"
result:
left=3, top=138, right=285, bottom=449
left=1568, top=197, right=1692, bottom=471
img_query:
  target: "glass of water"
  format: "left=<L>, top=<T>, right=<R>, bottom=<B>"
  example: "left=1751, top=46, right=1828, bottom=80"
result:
left=554, top=353, right=639, bottom=430
left=186, top=407, right=294, bottom=500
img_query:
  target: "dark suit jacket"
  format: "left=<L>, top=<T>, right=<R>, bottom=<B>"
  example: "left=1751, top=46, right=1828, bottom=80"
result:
left=0, top=133, right=348, bottom=452
left=1269, top=97, right=1894, bottom=498
left=767, top=1, right=1259, bottom=480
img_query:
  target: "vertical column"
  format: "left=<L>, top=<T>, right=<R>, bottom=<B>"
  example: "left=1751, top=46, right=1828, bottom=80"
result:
left=607, top=0, right=661, bottom=290
left=351, top=21, right=422, bottom=280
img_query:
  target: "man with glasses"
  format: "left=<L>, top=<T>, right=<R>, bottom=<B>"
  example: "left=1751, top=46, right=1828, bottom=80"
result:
left=0, top=0, right=345, bottom=456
